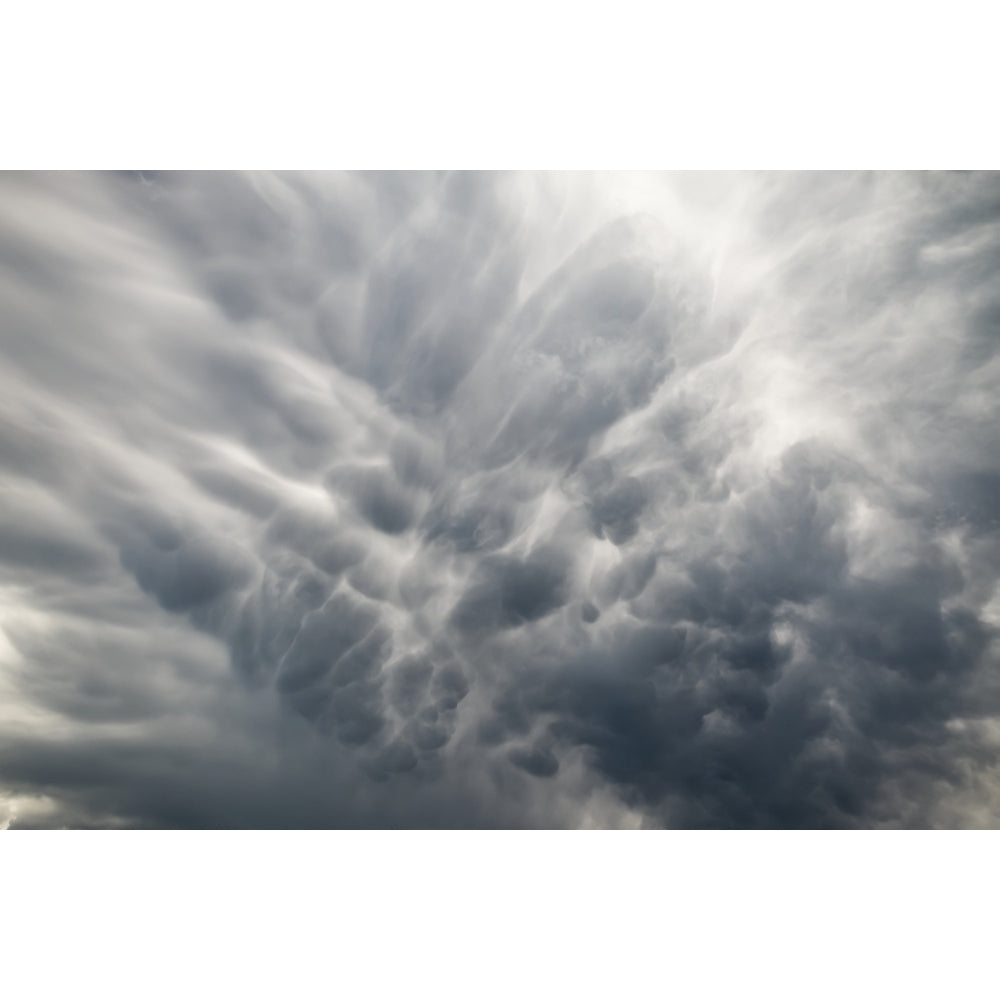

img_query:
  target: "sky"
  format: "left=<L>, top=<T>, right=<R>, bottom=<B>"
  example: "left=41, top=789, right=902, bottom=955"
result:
left=1, top=170, right=999, bottom=829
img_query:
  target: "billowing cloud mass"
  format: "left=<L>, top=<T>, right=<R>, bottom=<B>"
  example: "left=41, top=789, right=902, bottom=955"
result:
left=1, top=170, right=999, bottom=828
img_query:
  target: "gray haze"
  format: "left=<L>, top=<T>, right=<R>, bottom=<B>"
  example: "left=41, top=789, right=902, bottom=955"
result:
left=1, top=171, right=999, bottom=828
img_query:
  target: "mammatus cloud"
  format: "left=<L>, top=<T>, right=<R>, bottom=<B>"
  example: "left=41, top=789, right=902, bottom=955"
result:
left=1, top=171, right=998, bottom=828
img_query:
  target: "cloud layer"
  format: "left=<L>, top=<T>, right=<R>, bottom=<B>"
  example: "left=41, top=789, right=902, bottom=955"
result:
left=1, top=171, right=999, bottom=828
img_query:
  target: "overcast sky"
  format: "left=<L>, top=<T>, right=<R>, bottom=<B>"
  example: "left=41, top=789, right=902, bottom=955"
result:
left=0, top=170, right=998, bottom=828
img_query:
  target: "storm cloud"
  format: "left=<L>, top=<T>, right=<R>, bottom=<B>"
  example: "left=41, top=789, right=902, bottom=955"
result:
left=1, top=170, right=999, bottom=828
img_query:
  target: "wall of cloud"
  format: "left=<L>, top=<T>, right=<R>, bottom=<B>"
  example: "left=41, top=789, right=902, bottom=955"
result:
left=1, top=171, right=998, bottom=827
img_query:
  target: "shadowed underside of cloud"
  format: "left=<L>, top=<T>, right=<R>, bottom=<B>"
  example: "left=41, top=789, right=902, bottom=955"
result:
left=1, top=170, right=999, bottom=828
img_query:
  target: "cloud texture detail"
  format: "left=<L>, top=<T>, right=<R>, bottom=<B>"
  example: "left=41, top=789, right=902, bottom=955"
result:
left=1, top=170, right=999, bottom=828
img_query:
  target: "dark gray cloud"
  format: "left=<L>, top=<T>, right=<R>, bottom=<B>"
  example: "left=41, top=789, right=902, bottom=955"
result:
left=1, top=171, right=999, bottom=829
left=450, top=547, right=570, bottom=633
